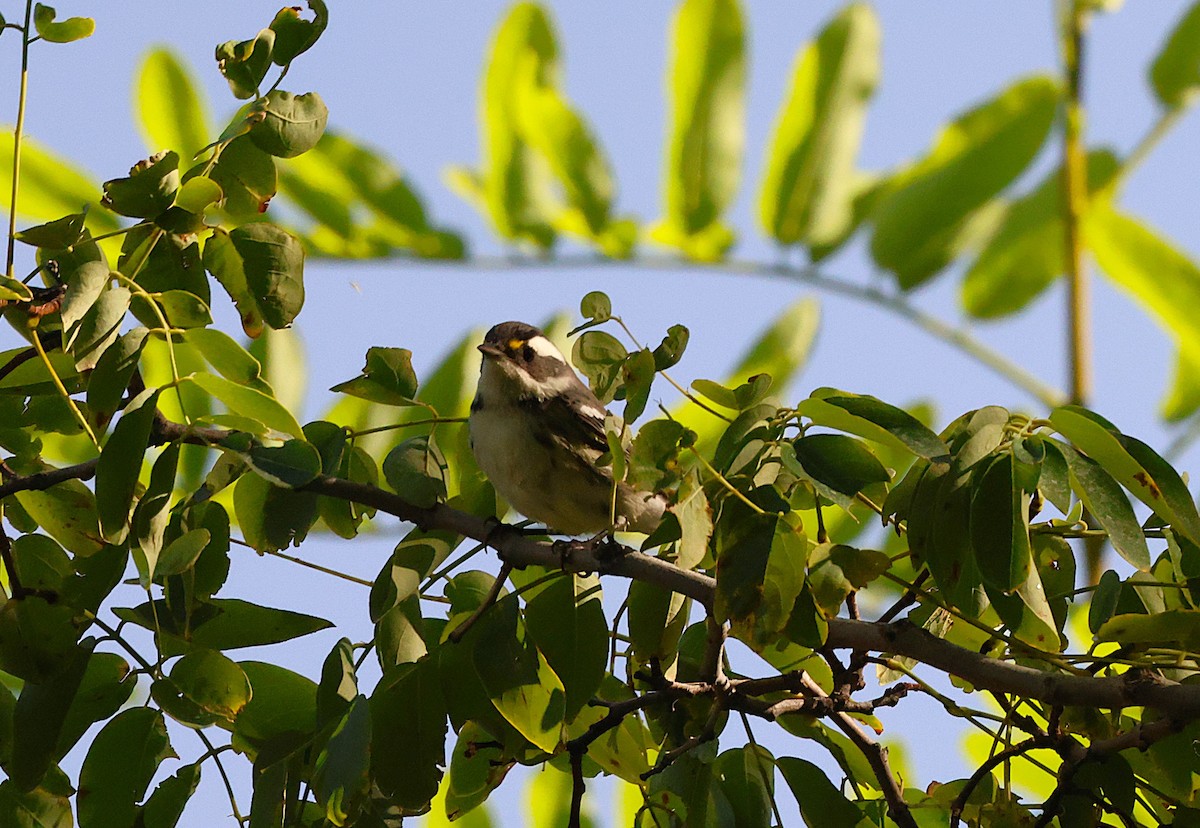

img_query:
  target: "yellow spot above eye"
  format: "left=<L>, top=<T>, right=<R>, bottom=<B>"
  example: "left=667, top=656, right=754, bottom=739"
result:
left=507, top=338, right=525, bottom=352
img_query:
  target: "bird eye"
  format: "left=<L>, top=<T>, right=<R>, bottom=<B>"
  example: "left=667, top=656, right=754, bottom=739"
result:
left=521, top=345, right=534, bottom=362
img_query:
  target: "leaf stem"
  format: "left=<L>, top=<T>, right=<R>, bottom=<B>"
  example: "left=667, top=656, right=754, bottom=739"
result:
left=5, top=1, right=32, bottom=278
left=1060, top=0, right=1091, bottom=408
left=30, top=328, right=99, bottom=447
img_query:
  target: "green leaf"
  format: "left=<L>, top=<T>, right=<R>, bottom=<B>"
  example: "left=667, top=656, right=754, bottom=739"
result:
left=1087, top=204, right=1200, bottom=421
left=32, top=4, right=94, bottom=43
left=233, top=469, right=318, bottom=552
left=77, top=708, right=174, bottom=828
left=269, top=1, right=328, bottom=64
left=371, top=659, right=447, bottom=812
left=182, top=327, right=266, bottom=388
left=102, top=151, right=180, bottom=218
left=229, top=222, right=305, bottom=330
left=1089, top=569, right=1122, bottom=634
left=444, top=720, right=511, bottom=821
left=315, top=695, right=373, bottom=825
left=651, top=0, right=745, bottom=261
left=1050, top=405, right=1200, bottom=545
left=807, top=542, right=889, bottom=615
left=192, top=370, right=303, bottom=437
left=234, top=661, right=317, bottom=747
left=56, top=651, right=135, bottom=759
left=141, top=762, right=201, bottom=828
left=53, top=233, right=110, bottom=353
left=759, top=3, right=880, bottom=250
left=149, top=289, right=212, bottom=329
left=1150, top=1, right=1200, bottom=109
left=961, top=150, right=1119, bottom=318
left=153, top=529, right=211, bottom=580
left=382, top=436, right=447, bottom=508
left=14, top=212, right=86, bottom=248
left=250, top=90, right=329, bottom=158
left=115, top=597, right=332, bottom=653
left=512, top=58, right=622, bottom=250
left=95, top=388, right=160, bottom=544
left=797, top=388, right=949, bottom=459
left=737, top=516, right=808, bottom=646
left=330, top=346, right=419, bottom=406
left=777, top=756, right=866, bottom=828
left=627, top=576, right=691, bottom=664
left=621, top=348, right=656, bottom=423
left=87, top=328, right=149, bottom=434
left=579, top=290, right=611, bottom=323
left=215, top=28, right=276, bottom=99
left=523, top=575, right=607, bottom=721
left=715, top=746, right=774, bottom=828
left=1054, top=441, right=1150, bottom=571
left=0, top=598, right=79, bottom=682
left=572, top=330, right=627, bottom=403
left=714, top=487, right=788, bottom=624
left=375, top=596, right=428, bottom=670
left=870, top=75, right=1059, bottom=289
left=198, top=134, right=276, bottom=218
left=9, top=645, right=90, bottom=789
left=1096, top=609, right=1200, bottom=648
left=0, top=777, right=73, bottom=828
left=970, top=453, right=1033, bottom=592
left=792, top=433, right=890, bottom=499
left=68, top=284, right=129, bottom=372
left=458, top=3, right=558, bottom=249
left=0, top=133, right=116, bottom=230
left=245, top=439, right=322, bottom=488
left=473, top=595, right=565, bottom=753
left=136, top=48, right=210, bottom=163
left=166, top=648, right=252, bottom=722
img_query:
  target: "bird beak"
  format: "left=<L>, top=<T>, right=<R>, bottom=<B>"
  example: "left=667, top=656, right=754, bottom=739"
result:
left=478, top=343, right=505, bottom=359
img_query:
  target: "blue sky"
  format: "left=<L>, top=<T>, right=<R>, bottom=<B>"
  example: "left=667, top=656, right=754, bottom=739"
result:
left=5, top=2, right=1199, bottom=824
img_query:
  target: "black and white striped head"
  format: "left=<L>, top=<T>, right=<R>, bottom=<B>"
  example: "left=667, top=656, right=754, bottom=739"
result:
left=477, top=321, right=582, bottom=399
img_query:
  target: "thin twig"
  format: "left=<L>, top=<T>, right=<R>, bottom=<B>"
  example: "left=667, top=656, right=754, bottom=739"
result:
left=5, top=1, right=32, bottom=278
left=801, top=673, right=915, bottom=828
left=448, top=560, right=513, bottom=643
left=195, top=728, right=246, bottom=824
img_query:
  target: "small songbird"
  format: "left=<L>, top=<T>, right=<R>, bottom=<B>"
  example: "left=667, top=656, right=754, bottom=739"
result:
left=469, top=321, right=666, bottom=535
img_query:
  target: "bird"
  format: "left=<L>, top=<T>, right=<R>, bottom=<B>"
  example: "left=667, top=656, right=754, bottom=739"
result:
left=468, top=321, right=667, bottom=535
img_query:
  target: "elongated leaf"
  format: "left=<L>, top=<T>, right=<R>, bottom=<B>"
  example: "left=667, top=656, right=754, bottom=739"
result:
left=371, top=658, right=447, bottom=812
left=777, top=756, right=865, bottom=828
left=192, top=371, right=303, bottom=437
left=523, top=575, right=607, bottom=721
left=95, top=388, right=160, bottom=544
left=136, top=48, right=210, bottom=162
left=961, top=150, right=1118, bottom=318
left=870, top=75, right=1059, bottom=289
left=77, top=708, right=174, bottom=828
left=115, top=598, right=332, bottom=653
left=472, top=595, right=564, bottom=752
left=1055, top=441, right=1150, bottom=571
left=651, top=0, right=745, bottom=261
left=1088, top=204, right=1200, bottom=420
left=1150, top=1, right=1200, bottom=109
left=314, top=695, right=372, bottom=824
left=970, top=453, right=1033, bottom=592
left=759, top=3, right=879, bottom=250
left=1050, top=406, right=1200, bottom=545
left=454, top=3, right=558, bottom=249
left=0, top=132, right=117, bottom=231
left=797, top=388, right=948, bottom=459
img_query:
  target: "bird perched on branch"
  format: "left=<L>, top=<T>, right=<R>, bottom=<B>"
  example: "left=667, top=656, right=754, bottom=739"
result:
left=469, top=321, right=666, bottom=535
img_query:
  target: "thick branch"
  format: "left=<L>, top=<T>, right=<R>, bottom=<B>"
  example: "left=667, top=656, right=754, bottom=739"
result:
left=7, top=453, right=1200, bottom=721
